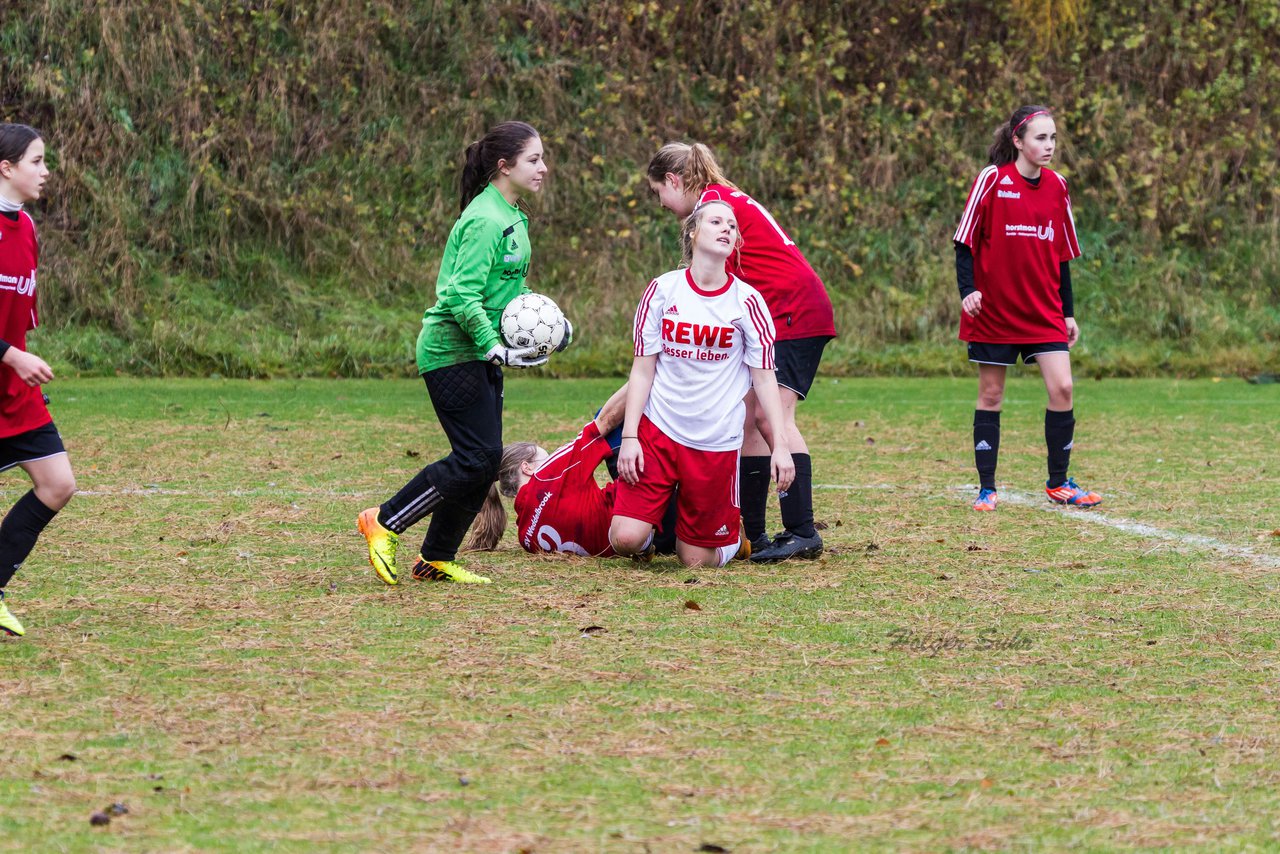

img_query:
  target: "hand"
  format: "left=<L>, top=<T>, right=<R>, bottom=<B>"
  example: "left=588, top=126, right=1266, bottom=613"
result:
left=617, top=436, right=644, bottom=484
left=1, top=348, right=53, bottom=385
left=555, top=318, right=573, bottom=353
left=771, top=447, right=795, bottom=494
left=485, top=343, right=547, bottom=368
left=962, top=291, right=983, bottom=318
left=1065, top=317, right=1080, bottom=348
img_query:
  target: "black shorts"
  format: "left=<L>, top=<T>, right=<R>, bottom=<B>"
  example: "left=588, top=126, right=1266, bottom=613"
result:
left=0, top=421, right=66, bottom=474
left=775, top=336, right=831, bottom=400
left=967, top=342, right=1069, bottom=366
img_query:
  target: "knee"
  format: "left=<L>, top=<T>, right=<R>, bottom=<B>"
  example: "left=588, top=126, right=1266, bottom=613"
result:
left=1048, top=379, right=1074, bottom=407
left=977, top=391, right=1004, bottom=410
left=40, top=474, right=77, bottom=510
left=608, top=522, right=649, bottom=556
left=461, top=447, right=503, bottom=483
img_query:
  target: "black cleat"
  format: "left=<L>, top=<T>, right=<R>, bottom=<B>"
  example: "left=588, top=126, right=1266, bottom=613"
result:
left=749, top=530, right=824, bottom=563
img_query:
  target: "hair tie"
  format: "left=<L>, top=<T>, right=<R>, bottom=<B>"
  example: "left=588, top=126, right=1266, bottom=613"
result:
left=1012, top=109, right=1051, bottom=134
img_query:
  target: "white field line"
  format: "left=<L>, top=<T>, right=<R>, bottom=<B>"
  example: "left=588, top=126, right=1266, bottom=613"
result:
left=11, top=482, right=1280, bottom=570
left=949, top=484, right=1280, bottom=570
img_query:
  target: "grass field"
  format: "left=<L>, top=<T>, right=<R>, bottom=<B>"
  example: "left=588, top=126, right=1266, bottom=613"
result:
left=2, top=376, right=1279, bottom=852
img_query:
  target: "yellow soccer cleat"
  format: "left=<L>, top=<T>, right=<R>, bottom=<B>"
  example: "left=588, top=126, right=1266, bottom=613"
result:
left=0, top=596, right=26, bottom=637
left=357, top=507, right=399, bottom=585
left=410, top=556, right=492, bottom=584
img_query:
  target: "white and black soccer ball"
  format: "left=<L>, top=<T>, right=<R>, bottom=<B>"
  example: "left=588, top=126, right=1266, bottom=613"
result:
left=501, top=292, right=567, bottom=356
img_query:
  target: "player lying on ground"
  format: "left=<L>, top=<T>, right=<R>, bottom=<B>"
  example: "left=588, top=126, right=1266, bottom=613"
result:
left=610, top=199, right=794, bottom=569
left=462, top=384, right=690, bottom=561
left=953, top=104, right=1101, bottom=512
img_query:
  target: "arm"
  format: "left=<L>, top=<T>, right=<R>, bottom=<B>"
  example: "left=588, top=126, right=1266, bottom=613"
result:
left=956, top=241, right=981, bottom=318
left=749, top=367, right=794, bottom=493
left=442, top=218, right=505, bottom=353
left=617, top=357, right=656, bottom=485
left=593, top=382, right=629, bottom=434
left=1060, top=260, right=1079, bottom=347
left=1, top=344, right=54, bottom=385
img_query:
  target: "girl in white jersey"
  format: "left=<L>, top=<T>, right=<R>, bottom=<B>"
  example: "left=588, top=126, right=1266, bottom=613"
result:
left=609, top=200, right=794, bottom=568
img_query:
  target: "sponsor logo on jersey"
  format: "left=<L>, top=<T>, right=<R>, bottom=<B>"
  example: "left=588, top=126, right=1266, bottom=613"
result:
left=975, top=440, right=992, bottom=451
left=503, top=254, right=520, bottom=262
left=1004, top=221, right=1055, bottom=241
left=660, top=318, right=735, bottom=362
left=997, top=189, right=1021, bottom=199
left=1000, top=175, right=1015, bottom=185
left=714, top=524, right=729, bottom=536
left=0, top=270, right=36, bottom=296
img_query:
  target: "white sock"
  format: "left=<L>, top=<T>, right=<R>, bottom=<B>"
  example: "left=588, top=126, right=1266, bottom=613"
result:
left=715, top=538, right=740, bottom=567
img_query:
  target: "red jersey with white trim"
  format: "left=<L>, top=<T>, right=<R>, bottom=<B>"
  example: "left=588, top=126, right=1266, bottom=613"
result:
left=953, top=164, right=1082, bottom=343
left=633, top=267, right=776, bottom=451
left=0, top=210, right=51, bottom=439
left=697, top=184, right=835, bottom=341
left=514, top=420, right=617, bottom=557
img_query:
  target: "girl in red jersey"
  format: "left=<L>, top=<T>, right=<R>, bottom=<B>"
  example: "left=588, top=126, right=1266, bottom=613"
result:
left=646, top=142, right=833, bottom=563
left=609, top=200, right=794, bottom=569
left=463, top=384, right=684, bottom=559
left=0, top=125, right=77, bottom=637
left=953, top=105, right=1101, bottom=512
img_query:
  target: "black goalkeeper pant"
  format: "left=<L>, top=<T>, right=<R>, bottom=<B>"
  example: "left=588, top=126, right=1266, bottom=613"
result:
left=378, top=361, right=504, bottom=562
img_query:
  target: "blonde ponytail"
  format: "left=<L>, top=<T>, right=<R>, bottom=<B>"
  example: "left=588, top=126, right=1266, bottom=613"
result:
left=463, top=442, right=543, bottom=551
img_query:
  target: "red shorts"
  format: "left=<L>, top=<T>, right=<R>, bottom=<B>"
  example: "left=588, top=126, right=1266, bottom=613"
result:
left=613, top=415, right=740, bottom=548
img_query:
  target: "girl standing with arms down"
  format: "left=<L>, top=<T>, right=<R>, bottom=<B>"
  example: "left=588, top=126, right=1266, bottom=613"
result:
left=0, top=124, right=77, bottom=637
left=609, top=200, right=794, bottom=569
left=359, top=121, right=564, bottom=585
left=953, top=105, right=1101, bottom=511
left=646, top=143, right=834, bottom=563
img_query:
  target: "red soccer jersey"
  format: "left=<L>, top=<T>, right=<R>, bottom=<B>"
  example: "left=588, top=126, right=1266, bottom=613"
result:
left=697, top=184, right=836, bottom=341
left=953, top=164, right=1082, bottom=343
left=514, top=420, right=617, bottom=557
left=0, top=210, right=51, bottom=439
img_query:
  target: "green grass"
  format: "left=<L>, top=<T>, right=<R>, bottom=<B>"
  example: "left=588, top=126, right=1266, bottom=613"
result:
left=2, top=376, right=1279, bottom=851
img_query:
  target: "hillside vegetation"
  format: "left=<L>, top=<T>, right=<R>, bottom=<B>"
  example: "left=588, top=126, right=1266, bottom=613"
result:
left=3, top=1, right=1277, bottom=377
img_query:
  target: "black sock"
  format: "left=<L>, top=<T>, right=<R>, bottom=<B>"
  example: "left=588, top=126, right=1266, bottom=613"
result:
left=0, top=491, right=59, bottom=589
left=779, top=453, right=816, bottom=538
left=378, top=469, right=444, bottom=534
left=973, top=410, right=1001, bottom=491
left=1045, top=408, right=1075, bottom=488
left=739, top=455, right=770, bottom=541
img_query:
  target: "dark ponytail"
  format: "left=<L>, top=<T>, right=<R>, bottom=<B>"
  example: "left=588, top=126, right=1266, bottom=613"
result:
left=988, top=105, right=1053, bottom=166
left=459, top=121, right=540, bottom=213
left=0, top=124, right=42, bottom=167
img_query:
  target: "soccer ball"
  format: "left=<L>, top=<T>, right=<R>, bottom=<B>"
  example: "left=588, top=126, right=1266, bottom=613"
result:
left=501, top=292, right=567, bottom=356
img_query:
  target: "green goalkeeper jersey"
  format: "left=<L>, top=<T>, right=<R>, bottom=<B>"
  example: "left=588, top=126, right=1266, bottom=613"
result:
left=416, top=182, right=531, bottom=374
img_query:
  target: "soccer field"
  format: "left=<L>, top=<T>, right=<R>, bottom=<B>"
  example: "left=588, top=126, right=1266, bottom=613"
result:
left=3, top=376, right=1278, bottom=851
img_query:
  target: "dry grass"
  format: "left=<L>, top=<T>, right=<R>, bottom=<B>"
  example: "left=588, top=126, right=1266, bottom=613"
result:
left=1, top=376, right=1278, bottom=851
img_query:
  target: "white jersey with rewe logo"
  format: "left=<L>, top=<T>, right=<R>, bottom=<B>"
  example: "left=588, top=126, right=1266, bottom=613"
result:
left=632, top=267, right=776, bottom=451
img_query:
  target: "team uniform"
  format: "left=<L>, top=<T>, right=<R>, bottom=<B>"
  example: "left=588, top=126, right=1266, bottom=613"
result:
left=953, top=163, right=1081, bottom=351
left=953, top=161, right=1098, bottom=509
left=615, top=268, right=776, bottom=548
left=0, top=205, right=67, bottom=635
left=697, top=184, right=834, bottom=396
left=514, top=421, right=618, bottom=557
left=695, top=183, right=832, bottom=558
left=361, top=183, right=534, bottom=583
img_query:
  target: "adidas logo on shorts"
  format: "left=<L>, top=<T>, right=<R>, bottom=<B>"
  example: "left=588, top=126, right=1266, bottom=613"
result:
left=714, top=524, right=729, bottom=536
left=975, top=440, right=992, bottom=451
